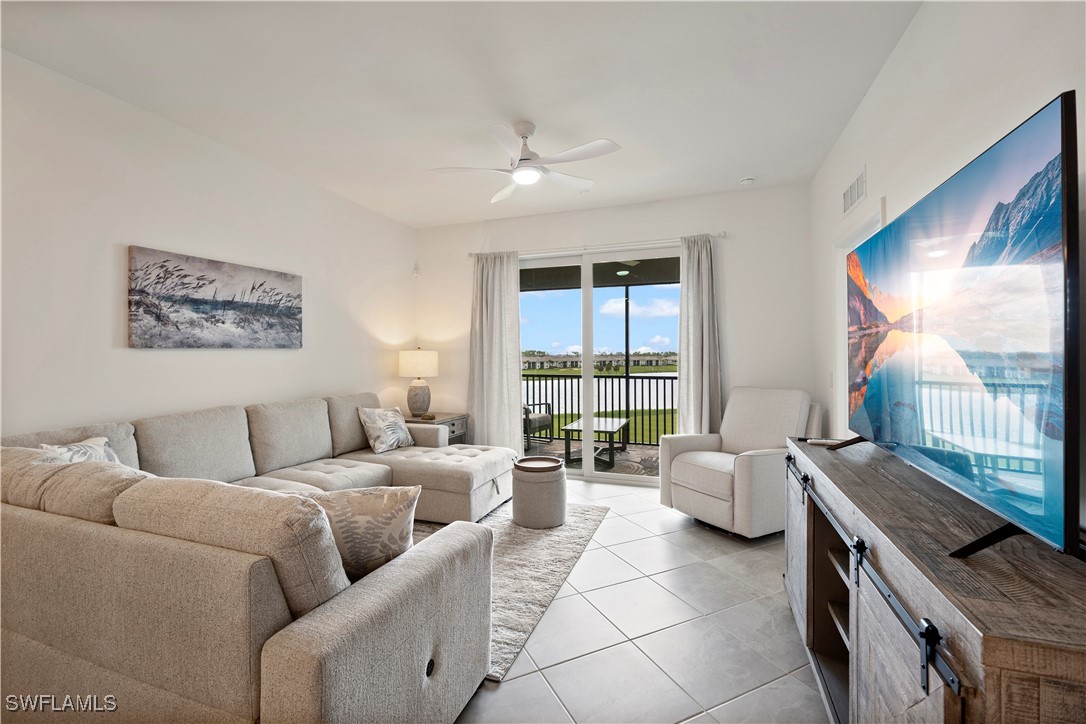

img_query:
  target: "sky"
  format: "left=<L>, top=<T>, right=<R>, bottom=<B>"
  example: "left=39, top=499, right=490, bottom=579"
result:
left=520, top=283, right=680, bottom=354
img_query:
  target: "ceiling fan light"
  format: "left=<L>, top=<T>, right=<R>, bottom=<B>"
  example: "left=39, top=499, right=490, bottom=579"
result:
left=511, top=166, right=542, bottom=185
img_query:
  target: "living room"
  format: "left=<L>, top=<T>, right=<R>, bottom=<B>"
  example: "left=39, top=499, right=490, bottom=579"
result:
left=2, top=2, right=1084, bottom=723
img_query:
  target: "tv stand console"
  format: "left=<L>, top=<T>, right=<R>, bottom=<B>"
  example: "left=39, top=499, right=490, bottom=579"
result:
left=784, top=439, right=1086, bottom=723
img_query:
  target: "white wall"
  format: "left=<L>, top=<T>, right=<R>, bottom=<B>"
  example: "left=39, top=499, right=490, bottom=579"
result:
left=1, top=52, right=418, bottom=434
left=809, top=2, right=1086, bottom=436
left=415, top=185, right=814, bottom=416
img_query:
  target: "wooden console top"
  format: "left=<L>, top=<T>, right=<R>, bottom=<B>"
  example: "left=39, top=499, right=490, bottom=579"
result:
left=788, top=439, right=1086, bottom=676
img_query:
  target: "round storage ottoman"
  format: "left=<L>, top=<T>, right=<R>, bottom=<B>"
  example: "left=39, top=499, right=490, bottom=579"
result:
left=512, top=456, right=566, bottom=529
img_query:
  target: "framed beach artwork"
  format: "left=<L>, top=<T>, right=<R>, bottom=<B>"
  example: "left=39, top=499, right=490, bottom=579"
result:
left=128, top=246, right=302, bottom=349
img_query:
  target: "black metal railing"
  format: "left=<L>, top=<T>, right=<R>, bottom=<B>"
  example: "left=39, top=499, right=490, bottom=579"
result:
left=522, top=373, right=677, bottom=446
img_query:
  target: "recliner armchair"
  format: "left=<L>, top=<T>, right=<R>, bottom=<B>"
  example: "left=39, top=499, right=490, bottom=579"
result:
left=660, top=387, right=822, bottom=538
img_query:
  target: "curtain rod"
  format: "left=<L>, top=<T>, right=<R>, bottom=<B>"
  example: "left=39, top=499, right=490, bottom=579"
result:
left=467, top=231, right=726, bottom=259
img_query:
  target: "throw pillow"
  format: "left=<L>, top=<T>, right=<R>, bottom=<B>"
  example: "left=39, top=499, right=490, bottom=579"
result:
left=40, top=436, right=122, bottom=465
left=358, top=407, right=415, bottom=454
left=302, top=486, right=422, bottom=581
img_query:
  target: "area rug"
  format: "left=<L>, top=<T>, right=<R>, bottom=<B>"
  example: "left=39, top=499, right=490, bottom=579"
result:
left=414, top=500, right=608, bottom=681
left=531, top=438, right=661, bottom=477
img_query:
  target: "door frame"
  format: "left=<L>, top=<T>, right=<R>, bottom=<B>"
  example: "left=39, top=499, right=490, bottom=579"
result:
left=520, top=243, right=680, bottom=484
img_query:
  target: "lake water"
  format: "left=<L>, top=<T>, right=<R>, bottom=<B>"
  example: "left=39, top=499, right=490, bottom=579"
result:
left=522, top=373, right=677, bottom=416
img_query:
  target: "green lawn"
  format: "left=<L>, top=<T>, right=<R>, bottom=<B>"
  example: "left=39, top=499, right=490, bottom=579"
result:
left=532, top=408, right=676, bottom=445
left=523, top=365, right=676, bottom=376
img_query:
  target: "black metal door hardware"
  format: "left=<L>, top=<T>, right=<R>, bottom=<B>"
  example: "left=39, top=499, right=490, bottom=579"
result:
left=785, top=453, right=963, bottom=697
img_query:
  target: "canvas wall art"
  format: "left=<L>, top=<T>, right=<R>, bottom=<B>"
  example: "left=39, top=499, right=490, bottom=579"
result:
left=128, top=246, right=302, bottom=349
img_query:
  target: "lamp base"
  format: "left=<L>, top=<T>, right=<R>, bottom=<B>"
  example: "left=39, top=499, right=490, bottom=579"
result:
left=407, top=378, right=431, bottom=417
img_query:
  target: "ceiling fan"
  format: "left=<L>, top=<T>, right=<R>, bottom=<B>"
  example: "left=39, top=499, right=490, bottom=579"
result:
left=432, top=121, right=620, bottom=204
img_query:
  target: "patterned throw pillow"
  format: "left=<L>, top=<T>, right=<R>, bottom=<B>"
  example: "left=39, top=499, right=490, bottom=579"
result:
left=358, top=407, right=415, bottom=454
left=40, top=436, right=122, bottom=465
left=302, top=486, right=422, bottom=581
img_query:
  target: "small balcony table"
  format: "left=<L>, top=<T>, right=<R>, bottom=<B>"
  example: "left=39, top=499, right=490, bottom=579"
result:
left=561, top=416, right=630, bottom=469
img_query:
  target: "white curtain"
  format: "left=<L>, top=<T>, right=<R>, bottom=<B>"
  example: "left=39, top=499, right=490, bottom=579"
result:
left=467, top=251, right=524, bottom=454
left=678, top=234, right=723, bottom=434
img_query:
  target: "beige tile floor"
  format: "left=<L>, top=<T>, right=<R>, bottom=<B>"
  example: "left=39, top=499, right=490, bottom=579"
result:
left=456, top=481, right=830, bottom=724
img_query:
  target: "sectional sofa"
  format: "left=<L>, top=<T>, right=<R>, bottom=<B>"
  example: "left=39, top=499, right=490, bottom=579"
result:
left=1, top=391, right=516, bottom=524
left=0, top=391, right=517, bottom=722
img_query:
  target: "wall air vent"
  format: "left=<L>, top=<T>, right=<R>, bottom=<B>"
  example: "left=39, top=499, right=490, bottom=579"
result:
left=842, top=167, right=867, bottom=216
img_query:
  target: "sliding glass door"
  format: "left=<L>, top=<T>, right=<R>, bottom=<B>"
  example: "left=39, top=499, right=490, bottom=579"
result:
left=520, top=263, right=584, bottom=467
left=520, top=247, right=679, bottom=483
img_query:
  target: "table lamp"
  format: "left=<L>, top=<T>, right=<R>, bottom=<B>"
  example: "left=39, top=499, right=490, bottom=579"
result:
left=399, top=348, right=439, bottom=417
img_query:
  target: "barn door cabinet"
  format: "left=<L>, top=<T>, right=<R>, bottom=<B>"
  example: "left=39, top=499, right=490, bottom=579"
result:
left=784, top=439, right=1086, bottom=724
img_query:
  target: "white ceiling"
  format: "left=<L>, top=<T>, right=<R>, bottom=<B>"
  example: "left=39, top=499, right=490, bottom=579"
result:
left=1, top=1, right=919, bottom=229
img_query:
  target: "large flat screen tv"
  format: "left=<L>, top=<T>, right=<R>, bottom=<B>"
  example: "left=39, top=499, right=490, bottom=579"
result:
left=846, top=92, right=1080, bottom=554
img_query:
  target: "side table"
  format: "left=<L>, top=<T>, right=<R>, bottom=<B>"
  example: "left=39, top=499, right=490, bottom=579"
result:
left=402, top=412, right=469, bottom=445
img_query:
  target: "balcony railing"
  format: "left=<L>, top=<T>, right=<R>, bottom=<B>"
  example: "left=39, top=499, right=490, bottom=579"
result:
left=523, top=373, right=677, bottom=446
left=916, top=379, right=1048, bottom=476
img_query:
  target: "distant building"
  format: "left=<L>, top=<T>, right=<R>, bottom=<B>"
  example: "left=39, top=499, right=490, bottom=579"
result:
left=522, top=354, right=582, bottom=370
left=522, top=352, right=676, bottom=370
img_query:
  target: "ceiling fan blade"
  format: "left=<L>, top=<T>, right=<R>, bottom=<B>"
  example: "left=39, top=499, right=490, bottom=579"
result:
left=429, top=167, right=511, bottom=175
left=530, top=139, right=620, bottom=166
left=491, top=181, right=518, bottom=204
left=540, top=167, right=594, bottom=193
left=487, top=124, right=522, bottom=162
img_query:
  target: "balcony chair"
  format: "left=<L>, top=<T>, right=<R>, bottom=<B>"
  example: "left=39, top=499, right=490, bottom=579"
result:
left=660, top=387, right=823, bottom=539
left=523, top=402, right=554, bottom=450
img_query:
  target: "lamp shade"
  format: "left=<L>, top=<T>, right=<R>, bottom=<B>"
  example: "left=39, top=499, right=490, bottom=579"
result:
left=399, top=349, right=439, bottom=378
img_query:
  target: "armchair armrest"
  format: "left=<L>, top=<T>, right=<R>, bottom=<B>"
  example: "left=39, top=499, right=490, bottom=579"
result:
left=659, top=433, right=722, bottom=507
left=407, top=422, right=448, bottom=448
left=260, top=521, right=493, bottom=724
left=735, top=447, right=787, bottom=459
left=732, top=447, right=788, bottom=539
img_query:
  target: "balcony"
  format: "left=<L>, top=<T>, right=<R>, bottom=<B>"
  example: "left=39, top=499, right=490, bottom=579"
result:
left=523, top=372, right=676, bottom=478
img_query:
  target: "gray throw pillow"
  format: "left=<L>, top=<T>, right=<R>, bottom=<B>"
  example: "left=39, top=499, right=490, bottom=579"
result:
left=358, top=407, right=415, bottom=454
left=301, top=486, right=422, bottom=581
left=40, top=436, right=122, bottom=465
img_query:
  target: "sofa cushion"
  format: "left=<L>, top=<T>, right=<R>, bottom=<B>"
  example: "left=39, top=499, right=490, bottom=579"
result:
left=405, top=422, right=448, bottom=448
left=300, top=486, right=422, bottom=581
left=1, top=421, right=139, bottom=470
left=234, top=477, right=325, bottom=495
left=133, top=405, right=256, bottom=482
left=113, top=477, right=349, bottom=618
left=671, top=450, right=736, bottom=500
left=1, top=446, right=151, bottom=524
left=236, top=458, right=392, bottom=492
left=358, top=407, right=415, bottom=454
left=525, top=412, right=552, bottom=432
left=40, top=436, right=122, bottom=465
left=325, top=392, right=382, bottom=456
left=247, top=398, right=333, bottom=475
left=719, top=387, right=811, bottom=455
left=341, top=444, right=516, bottom=495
